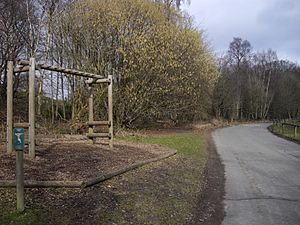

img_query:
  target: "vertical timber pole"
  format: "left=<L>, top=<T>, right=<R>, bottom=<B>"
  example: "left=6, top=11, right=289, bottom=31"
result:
left=16, top=150, right=24, bottom=211
left=29, top=58, right=36, bottom=158
left=108, top=73, right=113, bottom=148
left=88, top=79, right=95, bottom=144
left=14, top=128, right=25, bottom=212
left=7, top=61, right=14, bottom=154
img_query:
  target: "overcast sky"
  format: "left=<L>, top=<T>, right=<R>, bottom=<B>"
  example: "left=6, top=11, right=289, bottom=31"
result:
left=183, top=0, right=300, bottom=63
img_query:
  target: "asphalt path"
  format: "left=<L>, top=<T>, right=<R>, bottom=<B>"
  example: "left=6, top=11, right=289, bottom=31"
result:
left=213, top=123, right=300, bottom=225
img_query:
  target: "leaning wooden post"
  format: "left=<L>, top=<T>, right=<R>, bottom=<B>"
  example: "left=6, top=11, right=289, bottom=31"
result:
left=108, top=73, right=113, bottom=148
left=29, top=58, right=36, bottom=159
left=294, top=126, right=297, bottom=138
left=88, top=79, right=95, bottom=144
left=7, top=61, right=14, bottom=154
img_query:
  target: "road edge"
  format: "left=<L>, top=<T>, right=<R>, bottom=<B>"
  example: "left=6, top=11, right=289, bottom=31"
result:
left=189, top=132, right=225, bottom=225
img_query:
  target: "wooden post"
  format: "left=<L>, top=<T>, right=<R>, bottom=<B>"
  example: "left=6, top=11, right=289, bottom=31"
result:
left=88, top=79, right=95, bottom=144
left=295, top=126, right=297, bottom=137
left=7, top=61, right=14, bottom=154
left=108, top=74, right=113, bottom=148
left=29, top=58, right=35, bottom=159
left=16, top=151, right=24, bottom=212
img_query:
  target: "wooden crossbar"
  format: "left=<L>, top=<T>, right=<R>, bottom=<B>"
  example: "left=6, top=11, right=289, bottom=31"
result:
left=85, top=78, right=110, bottom=84
left=14, top=123, right=30, bottom=128
left=282, top=123, right=300, bottom=128
left=17, top=60, right=104, bottom=79
left=14, top=66, right=30, bottom=73
left=87, top=121, right=111, bottom=126
left=86, top=133, right=111, bottom=138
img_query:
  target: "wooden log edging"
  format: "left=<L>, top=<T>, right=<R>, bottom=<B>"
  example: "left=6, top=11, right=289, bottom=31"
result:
left=0, top=180, right=83, bottom=188
left=0, top=150, right=177, bottom=188
left=82, top=150, right=177, bottom=188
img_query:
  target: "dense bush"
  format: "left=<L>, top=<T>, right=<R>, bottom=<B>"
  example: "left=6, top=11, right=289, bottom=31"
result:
left=52, top=0, right=218, bottom=127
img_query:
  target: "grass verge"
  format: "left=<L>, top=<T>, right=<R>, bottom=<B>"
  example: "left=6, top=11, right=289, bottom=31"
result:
left=104, top=132, right=208, bottom=224
left=119, top=132, right=207, bottom=162
left=270, top=123, right=300, bottom=143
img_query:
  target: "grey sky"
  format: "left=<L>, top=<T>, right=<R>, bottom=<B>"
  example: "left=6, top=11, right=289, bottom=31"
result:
left=183, top=0, right=300, bottom=63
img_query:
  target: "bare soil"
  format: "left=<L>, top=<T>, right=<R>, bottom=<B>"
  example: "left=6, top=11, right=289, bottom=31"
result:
left=0, top=141, right=172, bottom=181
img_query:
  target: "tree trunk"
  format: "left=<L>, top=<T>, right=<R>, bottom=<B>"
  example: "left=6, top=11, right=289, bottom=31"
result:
left=50, top=72, right=54, bottom=123
left=55, top=73, right=59, bottom=118
left=60, top=73, right=66, bottom=119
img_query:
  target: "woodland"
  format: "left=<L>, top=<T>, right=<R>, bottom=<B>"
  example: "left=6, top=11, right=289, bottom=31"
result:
left=0, top=0, right=299, bottom=132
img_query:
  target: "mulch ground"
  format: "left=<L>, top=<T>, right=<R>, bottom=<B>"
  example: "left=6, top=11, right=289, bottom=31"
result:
left=0, top=140, right=172, bottom=181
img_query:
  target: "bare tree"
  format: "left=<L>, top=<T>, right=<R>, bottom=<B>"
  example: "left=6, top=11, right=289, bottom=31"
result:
left=0, top=0, right=28, bottom=99
left=214, top=38, right=300, bottom=121
left=227, top=37, right=252, bottom=119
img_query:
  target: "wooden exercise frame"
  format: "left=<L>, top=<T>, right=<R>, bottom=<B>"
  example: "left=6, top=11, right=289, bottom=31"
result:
left=7, top=58, right=113, bottom=159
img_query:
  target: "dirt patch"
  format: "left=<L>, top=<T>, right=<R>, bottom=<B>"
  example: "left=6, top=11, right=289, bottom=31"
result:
left=0, top=141, right=173, bottom=181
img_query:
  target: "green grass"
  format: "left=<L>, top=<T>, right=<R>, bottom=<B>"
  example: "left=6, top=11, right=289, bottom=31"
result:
left=107, top=132, right=208, bottom=224
left=271, top=123, right=300, bottom=141
left=0, top=208, right=48, bottom=225
left=119, top=132, right=207, bottom=163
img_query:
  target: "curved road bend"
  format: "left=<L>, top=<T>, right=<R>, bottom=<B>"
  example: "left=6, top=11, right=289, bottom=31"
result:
left=213, top=123, right=300, bottom=225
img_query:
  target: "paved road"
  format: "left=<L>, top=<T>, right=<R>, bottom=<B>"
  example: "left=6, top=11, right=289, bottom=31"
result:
left=213, top=123, right=300, bottom=225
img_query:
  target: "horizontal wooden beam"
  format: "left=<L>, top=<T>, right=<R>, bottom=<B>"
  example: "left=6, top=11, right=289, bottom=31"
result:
left=86, top=121, right=110, bottom=126
left=16, top=60, right=104, bottom=79
left=86, top=133, right=111, bottom=138
left=83, top=150, right=177, bottom=188
left=0, top=180, right=83, bottom=188
left=14, top=123, right=30, bottom=128
left=282, top=123, right=300, bottom=128
left=96, top=78, right=111, bottom=83
left=16, top=60, right=30, bottom=65
left=14, top=66, right=30, bottom=73
left=85, top=78, right=111, bottom=84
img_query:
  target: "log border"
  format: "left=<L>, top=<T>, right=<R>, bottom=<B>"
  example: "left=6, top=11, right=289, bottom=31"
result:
left=0, top=150, right=177, bottom=188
